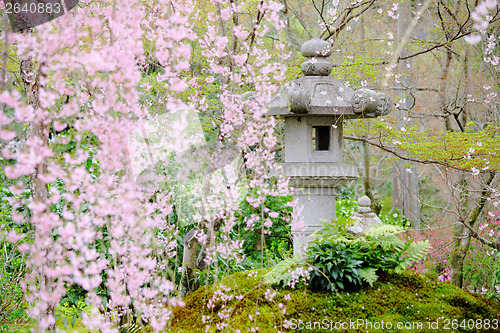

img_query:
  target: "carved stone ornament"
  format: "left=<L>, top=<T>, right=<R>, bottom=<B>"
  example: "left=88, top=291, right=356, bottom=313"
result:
left=352, top=88, right=392, bottom=117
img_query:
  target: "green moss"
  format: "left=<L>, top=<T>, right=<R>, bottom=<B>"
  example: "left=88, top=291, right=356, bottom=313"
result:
left=169, top=270, right=500, bottom=332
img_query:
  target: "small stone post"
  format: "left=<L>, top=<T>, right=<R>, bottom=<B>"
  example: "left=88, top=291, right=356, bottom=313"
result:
left=347, top=195, right=383, bottom=236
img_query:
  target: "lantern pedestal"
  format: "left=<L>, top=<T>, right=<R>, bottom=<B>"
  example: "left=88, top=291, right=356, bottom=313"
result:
left=276, top=163, right=357, bottom=253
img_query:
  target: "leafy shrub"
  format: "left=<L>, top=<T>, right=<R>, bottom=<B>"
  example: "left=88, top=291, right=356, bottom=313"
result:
left=307, top=241, right=364, bottom=292
left=463, top=238, right=500, bottom=302
left=235, top=192, right=293, bottom=264
left=262, top=198, right=413, bottom=291
left=306, top=225, right=430, bottom=291
left=0, top=266, right=28, bottom=331
left=335, top=198, right=358, bottom=219
left=0, top=158, right=30, bottom=332
left=56, top=299, right=87, bottom=330
left=0, top=238, right=29, bottom=332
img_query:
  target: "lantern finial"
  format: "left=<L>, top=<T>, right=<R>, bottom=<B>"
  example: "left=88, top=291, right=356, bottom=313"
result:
left=300, top=38, right=333, bottom=76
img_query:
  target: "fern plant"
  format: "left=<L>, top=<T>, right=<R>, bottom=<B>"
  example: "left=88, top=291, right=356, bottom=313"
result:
left=264, top=225, right=430, bottom=292
left=263, top=255, right=303, bottom=287
left=363, top=225, right=430, bottom=274
left=305, top=224, right=430, bottom=291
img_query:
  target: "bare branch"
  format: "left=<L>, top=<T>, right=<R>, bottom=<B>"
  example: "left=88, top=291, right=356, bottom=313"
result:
left=321, top=0, right=376, bottom=41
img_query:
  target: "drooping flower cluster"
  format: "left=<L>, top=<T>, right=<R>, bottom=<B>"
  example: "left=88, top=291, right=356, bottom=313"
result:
left=0, top=0, right=292, bottom=331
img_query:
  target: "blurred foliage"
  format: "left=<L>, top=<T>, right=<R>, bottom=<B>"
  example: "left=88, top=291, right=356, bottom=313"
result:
left=0, top=158, right=30, bottom=332
left=345, top=121, right=500, bottom=171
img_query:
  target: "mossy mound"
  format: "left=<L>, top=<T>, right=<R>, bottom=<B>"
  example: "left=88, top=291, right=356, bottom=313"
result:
left=169, top=270, right=500, bottom=332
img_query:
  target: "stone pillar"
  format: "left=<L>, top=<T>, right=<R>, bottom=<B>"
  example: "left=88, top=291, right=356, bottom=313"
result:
left=291, top=181, right=338, bottom=254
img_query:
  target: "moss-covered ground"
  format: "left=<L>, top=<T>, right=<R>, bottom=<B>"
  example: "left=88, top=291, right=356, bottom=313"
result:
left=169, top=270, right=500, bottom=332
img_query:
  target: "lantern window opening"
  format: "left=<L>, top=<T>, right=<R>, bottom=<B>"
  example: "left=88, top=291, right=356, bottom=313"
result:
left=312, top=126, right=330, bottom=151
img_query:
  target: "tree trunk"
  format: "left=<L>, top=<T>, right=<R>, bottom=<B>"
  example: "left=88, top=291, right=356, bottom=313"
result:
left=179, top=228, right=200, bottom=298
left=363, top=139, right=381, bottom=215
left=450, top=172, right=496, bottom=288
left=450, top=249, right=465, bottom=288
left=448, top=45, right=474, bottom=289
left=450, top=174, right=468, bottom=288
left=394, top=0, right=420, bottom=229
left=358, top=18, right=381, bottom=215
left=20, top=58, right=56, bottom=332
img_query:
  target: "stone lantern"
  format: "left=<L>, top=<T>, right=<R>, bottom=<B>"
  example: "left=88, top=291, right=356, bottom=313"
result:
left=269, top=38, right=392, bottom=254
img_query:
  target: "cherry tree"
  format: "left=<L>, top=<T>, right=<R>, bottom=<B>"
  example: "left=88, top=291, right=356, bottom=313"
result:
left=0, top=0, right=293, bottom=331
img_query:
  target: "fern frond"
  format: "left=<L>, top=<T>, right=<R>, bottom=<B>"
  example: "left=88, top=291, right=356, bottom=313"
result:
left=359, top=267, right=378, bottom=287
left=395, top=240, right=431, bottom=273
left=263, top=257, right=301, bottom=285
left=406, top=240, right=431, bottom=260
left=373, top=234, right=405, bottom=250
left=366, top=224, right=403, bottom=238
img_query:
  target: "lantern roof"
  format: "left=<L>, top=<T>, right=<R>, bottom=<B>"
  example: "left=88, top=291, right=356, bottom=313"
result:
left=269, top=38, right=392, bottom=118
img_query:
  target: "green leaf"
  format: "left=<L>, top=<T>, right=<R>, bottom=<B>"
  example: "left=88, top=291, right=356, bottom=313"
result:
left=395, top=240, right=431, bottom=272
left=359, top=267, right=378, bottom=287
left=263, top=256, right=301, bottom=285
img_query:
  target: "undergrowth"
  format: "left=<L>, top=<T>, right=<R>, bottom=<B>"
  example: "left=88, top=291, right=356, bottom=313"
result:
left=170, top=269, right=500, bottom=332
